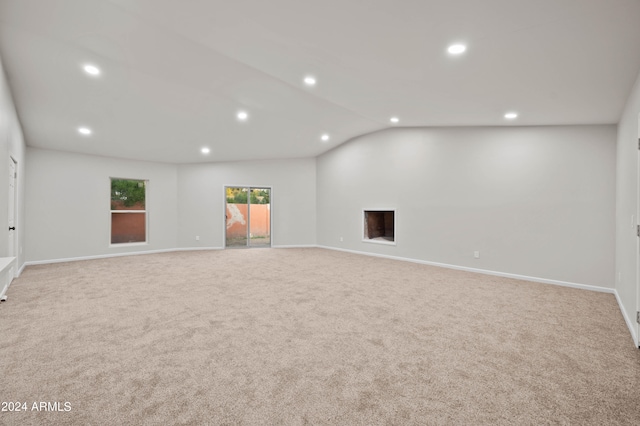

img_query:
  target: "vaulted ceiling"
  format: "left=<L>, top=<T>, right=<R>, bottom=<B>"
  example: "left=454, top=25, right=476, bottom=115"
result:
left=1, top=0, right=640, bottom=163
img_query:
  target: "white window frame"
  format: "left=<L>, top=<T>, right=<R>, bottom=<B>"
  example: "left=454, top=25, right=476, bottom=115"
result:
left=109, top=177, right=149, bottom=247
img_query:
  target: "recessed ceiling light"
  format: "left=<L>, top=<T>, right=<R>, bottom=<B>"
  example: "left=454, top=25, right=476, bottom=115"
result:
left=447, top=44, right=467, bottom=55
left=83, top=64, right=100, bottom=76
left=201, top=147, right=211, bottom=154
left=77, top=127, right=92, bottom=135
left=304, top=76, right=317, bottom=86
left=321, top=134, right=330, bottom=142
left=504, top=112, right=518, bottom=119
left=390, top=117, right=399, bottom=124
left=237, top=111, right=248, bottom=121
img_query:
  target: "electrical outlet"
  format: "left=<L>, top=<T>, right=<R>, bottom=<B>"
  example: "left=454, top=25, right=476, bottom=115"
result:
left=340, top=237, right=343, bottom=242
left=195, top=236, right=200, bottom=241
left=474, top=251, right=480, bottom=259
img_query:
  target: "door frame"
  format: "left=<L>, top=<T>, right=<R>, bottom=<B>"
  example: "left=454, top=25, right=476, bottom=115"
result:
left=2, top=156, right=18, bottom=300
left=8, top=156, right=17, bottom=259
left=223, top=185, right=272, bottom=248
left=637, top=115, right=640, bottom=347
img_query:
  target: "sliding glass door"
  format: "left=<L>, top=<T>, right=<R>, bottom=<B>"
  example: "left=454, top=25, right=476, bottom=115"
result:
left=225, top=187, right=271, bottom=248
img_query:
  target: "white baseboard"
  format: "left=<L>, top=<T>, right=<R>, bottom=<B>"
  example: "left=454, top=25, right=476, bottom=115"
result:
left=272, top=244, right=318, bottom=249
left=317, top=245, right=614, bottom=294
left=21, top=243, right=620, bottom=295
left=21, top=244, right=638, bottom=348
left=23, top=247, right=224, bottom=267
left=318, top=245, right=640, bottom=347
left=0, top=284, right=8, bottom=301
left=172, top=247, right=224, bottom=252
left=24, top=246, right=313, bottom=268
left=614, top=290, right=639, bottom=348
left=22, top=245, right=318, bottom=267
left=0, top=257, right=16, bottom=302
left=18, top=245, right=619, bottom=295
left=18, top=262, right=27, bottom=277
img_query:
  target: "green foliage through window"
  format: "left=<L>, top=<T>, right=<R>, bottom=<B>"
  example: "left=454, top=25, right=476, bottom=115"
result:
left=226, top=187, right=269, bottom=204
left=111, top=179, right=146, bottom=209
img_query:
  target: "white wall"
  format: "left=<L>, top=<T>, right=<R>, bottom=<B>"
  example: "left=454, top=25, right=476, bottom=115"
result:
left=25, top=148, right=178, bottom=262
left=317, top=126, right=616, bottom=288
left=176, top=158, right=316, bottom=248
left=616, top=69, right=640, bottom=346
left=24, top=152, right=316, bottom=262
left=0, top=55, right=26, bottom=269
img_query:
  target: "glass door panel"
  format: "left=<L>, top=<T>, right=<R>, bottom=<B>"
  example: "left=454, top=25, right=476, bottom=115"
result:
left=225, top=187, right=248, bottom=247
left=249, top=188, right=270, bottom=247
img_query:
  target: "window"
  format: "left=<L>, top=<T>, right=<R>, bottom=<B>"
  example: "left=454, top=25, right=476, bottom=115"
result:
left=110, top=178, right=147, bottom=244
left=363, top=210, right=395, bottom=245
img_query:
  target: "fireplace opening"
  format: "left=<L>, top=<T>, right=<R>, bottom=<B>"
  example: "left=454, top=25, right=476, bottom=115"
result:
left=363, top=210, right=395, bottom=244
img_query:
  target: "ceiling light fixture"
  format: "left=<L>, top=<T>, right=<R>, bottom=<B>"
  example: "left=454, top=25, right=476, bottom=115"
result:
left=78, top=127, right=92, bottom=135
left=237, top=111, right=248, bottom=121
left=83, top=64, right=101, bottom=76
left=321, top=134, right=330, bottom=142
left=201, top=147, right=211, bottom=154
left=447, top=44, right=467, bottom=55
left=504, top=112, right=518, bottom=119
left=390, top=117, right=399, bottom=124
left=304, top=76, right=317, bottom=86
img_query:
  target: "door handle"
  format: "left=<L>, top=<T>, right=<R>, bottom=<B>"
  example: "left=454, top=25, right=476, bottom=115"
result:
left=8, top=227, right=15, bottom=231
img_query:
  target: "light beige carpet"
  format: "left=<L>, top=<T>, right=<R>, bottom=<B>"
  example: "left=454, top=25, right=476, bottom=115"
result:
left=0, top=248, right=638, bottom=425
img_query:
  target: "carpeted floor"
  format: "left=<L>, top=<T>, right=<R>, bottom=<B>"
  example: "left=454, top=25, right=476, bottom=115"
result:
left=0, top=248, right=638, bottom=425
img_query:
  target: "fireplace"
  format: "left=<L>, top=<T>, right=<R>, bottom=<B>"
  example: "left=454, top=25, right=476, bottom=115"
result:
left=363, top=210, right=395, bottom=244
